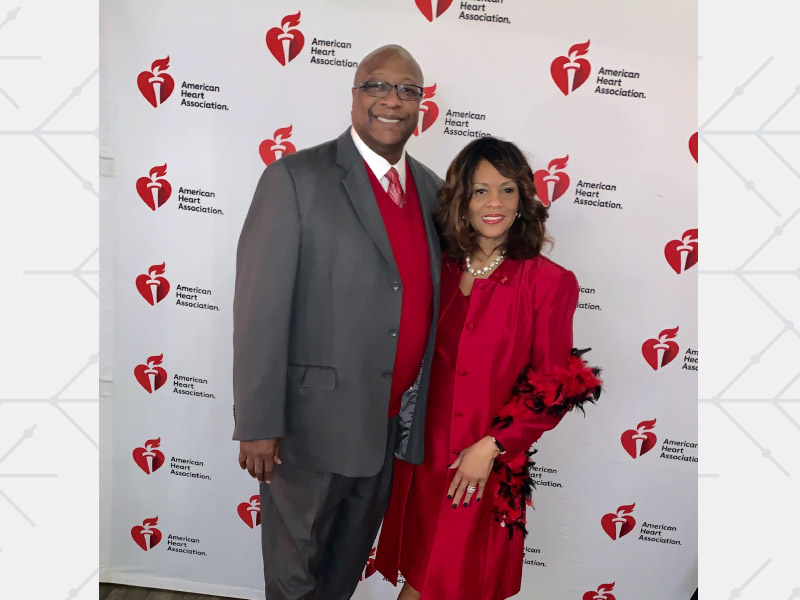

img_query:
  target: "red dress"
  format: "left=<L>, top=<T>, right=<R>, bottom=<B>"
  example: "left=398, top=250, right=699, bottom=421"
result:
left=376, top=254, right=596, bottom=600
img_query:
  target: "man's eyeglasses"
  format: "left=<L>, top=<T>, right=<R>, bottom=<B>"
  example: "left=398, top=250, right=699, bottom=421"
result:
left=353, top=81, right=424, bottom=102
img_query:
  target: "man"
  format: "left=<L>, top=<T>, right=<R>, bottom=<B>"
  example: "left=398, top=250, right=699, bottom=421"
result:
left=233, top=45, right=442, bottom=599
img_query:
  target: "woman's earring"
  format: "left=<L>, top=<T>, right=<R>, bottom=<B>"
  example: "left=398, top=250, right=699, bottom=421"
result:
left=516, top=212, right=521, bottom=219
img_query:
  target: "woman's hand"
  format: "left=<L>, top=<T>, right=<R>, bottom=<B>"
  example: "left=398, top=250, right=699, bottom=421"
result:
left=447, top=436, right=500, bottom=508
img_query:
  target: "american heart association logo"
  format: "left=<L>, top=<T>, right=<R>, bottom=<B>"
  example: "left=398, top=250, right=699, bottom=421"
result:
left=134, top=354, right=168, bottom=393
left=601, top=503, right=636, bottom=540
left=551, top=40, right=591, bottom=96
left=415, top=0, right=454, bottom=22
left=132, top=438, right=166, bottom=474
left=689, top=132, right=698, bottom=162
left=413, top=84, right=439, bottom=136
left=621, top=419, right=657, bottom=459
left=135, top=262, right=170, bottom=305
left=583, top=582, right=616, bottom=600
left=259, top=125, right=296, bottom=166
left=131, top=516, right=162, bottom=551
left=641, top=327, right=679, bottom=371
left=359, top=547, right=377, bottom=580
left=237, top=495, right=261, bottom=529
left=137, top=57, right=174, bottom=107
left=266, top=12, right=304, bottom=66
left=136, top=164, right=172, bottom=211
left=533, top=155, right=570, bottom=207
left=664, top=228, right=698, bottom=274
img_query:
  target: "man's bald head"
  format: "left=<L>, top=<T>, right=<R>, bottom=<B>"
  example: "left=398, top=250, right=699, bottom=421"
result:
left=353, top=45, right=423, bottom=87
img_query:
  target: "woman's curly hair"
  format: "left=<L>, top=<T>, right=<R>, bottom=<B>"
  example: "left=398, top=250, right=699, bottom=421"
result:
left=434, top=136, right=550, bottom=262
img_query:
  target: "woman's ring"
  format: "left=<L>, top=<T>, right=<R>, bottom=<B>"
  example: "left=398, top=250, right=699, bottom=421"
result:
left=466, top=485, right=477, bottom=493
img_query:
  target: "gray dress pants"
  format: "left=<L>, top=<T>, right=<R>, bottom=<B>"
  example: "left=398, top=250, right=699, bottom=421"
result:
left=259, top=417, right=398, bottom=600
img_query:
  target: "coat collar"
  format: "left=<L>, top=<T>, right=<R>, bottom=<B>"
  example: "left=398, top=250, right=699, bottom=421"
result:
left=439, top=254, right=523, bottom=323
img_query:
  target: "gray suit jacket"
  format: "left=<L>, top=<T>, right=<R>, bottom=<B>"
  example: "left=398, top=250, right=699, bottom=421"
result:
left=233, top=129, right=442, bottom=478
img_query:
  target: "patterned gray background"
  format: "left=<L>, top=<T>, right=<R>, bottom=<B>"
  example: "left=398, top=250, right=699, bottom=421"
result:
left=698, top=0, right=800, bottom=597
left=1, top=0, right=798, bottom=598
left=0, top=2, right=98, bottom=599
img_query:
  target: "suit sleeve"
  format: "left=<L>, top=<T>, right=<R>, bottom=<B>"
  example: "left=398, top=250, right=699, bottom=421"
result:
left=232, top=161, right=300, bottom=441
left=488, top=269, right=579, bottom=457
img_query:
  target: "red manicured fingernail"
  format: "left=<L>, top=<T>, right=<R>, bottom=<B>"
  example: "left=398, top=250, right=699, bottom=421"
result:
left=447, top=495, right=452, bottom=500
left=452, top=504, right=457, bottom=509
left=462, top=502, right=468, bottom=507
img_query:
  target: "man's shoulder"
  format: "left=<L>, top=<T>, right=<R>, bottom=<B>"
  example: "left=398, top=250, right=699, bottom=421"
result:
left=278, top=137, right=339, bottom=174
left=408, top=155, right=443, bottom=188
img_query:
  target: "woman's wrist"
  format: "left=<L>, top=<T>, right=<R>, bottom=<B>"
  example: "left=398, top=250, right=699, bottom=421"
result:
left=483, top=435, right=502, bottom=458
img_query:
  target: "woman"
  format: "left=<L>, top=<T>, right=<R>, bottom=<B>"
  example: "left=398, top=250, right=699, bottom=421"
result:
left=375, top=137, right=602, bottom=600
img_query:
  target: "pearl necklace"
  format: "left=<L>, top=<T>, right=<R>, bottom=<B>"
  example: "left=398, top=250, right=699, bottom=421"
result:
left=466, top=251, right=506, bottom=277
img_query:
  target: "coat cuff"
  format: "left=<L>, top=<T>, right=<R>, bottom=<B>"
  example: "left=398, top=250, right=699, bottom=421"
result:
left=488, top=348, right=602, bottom=537
left=491, top=348, right=602, bottom=431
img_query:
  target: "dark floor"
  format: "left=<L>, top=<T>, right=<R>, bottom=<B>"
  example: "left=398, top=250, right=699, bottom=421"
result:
left=99, top=583, right=241, bottom=600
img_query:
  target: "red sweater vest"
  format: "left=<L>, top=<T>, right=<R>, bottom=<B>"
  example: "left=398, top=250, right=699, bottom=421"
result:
left=365, top=162, right=433, bottom=418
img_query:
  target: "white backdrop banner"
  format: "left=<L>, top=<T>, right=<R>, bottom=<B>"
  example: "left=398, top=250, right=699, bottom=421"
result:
left=100, top=1, right=698, bottom=598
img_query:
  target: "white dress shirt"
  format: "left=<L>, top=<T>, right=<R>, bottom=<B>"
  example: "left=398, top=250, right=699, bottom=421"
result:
left=350, top=126, right=407, bottom=193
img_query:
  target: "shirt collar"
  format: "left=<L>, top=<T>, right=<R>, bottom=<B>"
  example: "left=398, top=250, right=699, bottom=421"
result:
left=350, top=126, right=406, bottom=191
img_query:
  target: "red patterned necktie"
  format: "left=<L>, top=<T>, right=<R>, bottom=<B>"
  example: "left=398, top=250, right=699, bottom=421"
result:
left=385, top=167, right=405, bottom=208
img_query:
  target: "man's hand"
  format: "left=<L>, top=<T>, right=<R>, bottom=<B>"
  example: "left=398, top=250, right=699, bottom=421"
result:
left=239, top=439, right=282, bottom=484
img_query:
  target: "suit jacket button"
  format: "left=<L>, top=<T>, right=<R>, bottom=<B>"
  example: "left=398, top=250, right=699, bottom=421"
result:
left=392, top=282, right=401, bottom=292
left=390, top=329, right=398, bottom=337
left=465, top=322, right=474, bottom=331
left=382, top=370, right=393, bottom=379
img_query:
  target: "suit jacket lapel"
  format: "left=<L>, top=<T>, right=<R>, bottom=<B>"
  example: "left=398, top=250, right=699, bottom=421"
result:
left=337, top=130, right=398, bottom=272
left=407, top=154, right=442, bottom=290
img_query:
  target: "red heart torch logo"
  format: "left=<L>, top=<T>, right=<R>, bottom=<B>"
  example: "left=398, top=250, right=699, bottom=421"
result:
left=135, top=262, right=170, bottom=305
left=533, top=155, right=570, bottom=207
left=266, top=12, right=305, bottom=65
left=134, top=354, right=168, bottom=393
left=551, top=41, right=591, bottom=96
left=664, top=228, right=698, bottom=274
left=601, top=504, right=636, bottom=540
left=131, top=516, right=162, bottom=551
left=621, top=419, right=657, bottom=459
left=136, top=164, right=172, bottom=211
left=583, top=582, right=616, bottom=600
left=414, top=0, right=454, bottom=22
left=259, top=125, right=296, bottom=166
left=689, top=132, right=698, bottom=162
left=237, top=495, right=261, bottom=528
left=137, top=57, right=175, bottom=107
left=413, top=84, right=439, bottom=136
left=642, top=327, right=679, bottom=371
left=359, top=547, right=377, bottom=580
left=132, top=438, right=166, bottom=474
